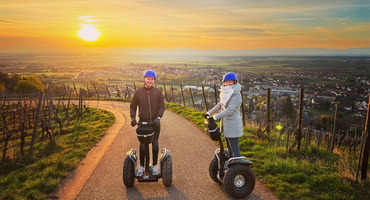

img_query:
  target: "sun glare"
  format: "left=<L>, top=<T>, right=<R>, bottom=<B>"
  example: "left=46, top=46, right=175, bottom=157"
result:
left=78, top=24, right=100, bottom=41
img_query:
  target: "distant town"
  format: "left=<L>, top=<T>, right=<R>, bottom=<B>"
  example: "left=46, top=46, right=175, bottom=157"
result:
left=0, top=53, right=369, bottom=132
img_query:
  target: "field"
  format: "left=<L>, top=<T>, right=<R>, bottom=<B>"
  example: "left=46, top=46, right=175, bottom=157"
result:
left=1, top=54, right=369, bottom=86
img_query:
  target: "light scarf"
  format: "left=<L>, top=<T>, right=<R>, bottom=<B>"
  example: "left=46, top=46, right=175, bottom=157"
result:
left=220, top=85, right=234, bottom=106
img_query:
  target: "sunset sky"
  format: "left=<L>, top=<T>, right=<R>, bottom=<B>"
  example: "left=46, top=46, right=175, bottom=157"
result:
left=1, top=0, right=370, bottom=53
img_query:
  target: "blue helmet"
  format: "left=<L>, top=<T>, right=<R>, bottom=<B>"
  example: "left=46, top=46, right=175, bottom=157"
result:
left=143, top=70, right=157, bottom=79
left=223, top=72, right=237, bottom=82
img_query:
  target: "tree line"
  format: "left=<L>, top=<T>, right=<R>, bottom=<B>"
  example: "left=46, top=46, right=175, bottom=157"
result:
left=0, top=72, right=45, bottom=93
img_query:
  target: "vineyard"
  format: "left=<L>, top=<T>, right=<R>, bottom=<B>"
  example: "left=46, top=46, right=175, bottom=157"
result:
left=0, top=91, right=89, bottom=165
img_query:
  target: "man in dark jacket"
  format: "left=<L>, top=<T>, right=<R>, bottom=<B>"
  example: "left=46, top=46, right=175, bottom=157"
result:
left=130, top=70, right=165, bottom=176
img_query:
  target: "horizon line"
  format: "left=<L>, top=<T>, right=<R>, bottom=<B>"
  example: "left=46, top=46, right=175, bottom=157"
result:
left=1, top=46, right=370, bottom=57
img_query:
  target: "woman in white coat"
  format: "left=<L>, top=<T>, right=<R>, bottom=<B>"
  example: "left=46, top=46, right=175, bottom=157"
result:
left=205, top=72, right=243, bottom=157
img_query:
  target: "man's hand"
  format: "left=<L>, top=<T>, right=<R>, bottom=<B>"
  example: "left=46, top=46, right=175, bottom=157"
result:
left=131, top=119, right=137, bottom=127
left=153, top=117, right=160, bottom=126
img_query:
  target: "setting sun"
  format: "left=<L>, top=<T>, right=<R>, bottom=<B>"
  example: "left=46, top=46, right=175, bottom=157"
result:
left=78, top=25, right=100, bottom=41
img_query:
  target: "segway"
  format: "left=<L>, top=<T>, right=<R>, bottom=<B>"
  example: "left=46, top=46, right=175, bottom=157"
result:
left=123, top=121, right=172, bottom=187
left=205, top=117, right=256, bottom=199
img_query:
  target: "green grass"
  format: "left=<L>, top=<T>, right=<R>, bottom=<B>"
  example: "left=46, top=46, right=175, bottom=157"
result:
left=165, top=102, right=370, bottom=200
left=0, top=108, right=115, bottom=200
left=165, top=102, right=206, bottom=127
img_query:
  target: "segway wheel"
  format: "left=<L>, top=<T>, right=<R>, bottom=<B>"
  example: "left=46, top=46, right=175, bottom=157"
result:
left=123, top=156, right=135, bottom=187
left=223, top=165, right=255, bottom=199
left=209, top=157, right=221, bottom=183
left=161, top=155, right=172, bottom=186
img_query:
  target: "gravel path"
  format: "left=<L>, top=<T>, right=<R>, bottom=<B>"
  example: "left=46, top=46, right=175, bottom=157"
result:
left=50, top=100, right=279, bottom=200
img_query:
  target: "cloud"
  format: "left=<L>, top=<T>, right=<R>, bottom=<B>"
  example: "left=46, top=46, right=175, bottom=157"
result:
left=77, top=16, right=99, bottom=23
left=0, top=19, right=18, bottom=23
left=316, top=27, right=341, bottom=40
left=1, top=0, right=369, bottom=49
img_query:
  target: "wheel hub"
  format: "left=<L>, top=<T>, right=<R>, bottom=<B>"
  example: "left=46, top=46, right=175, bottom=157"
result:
left=234, top=174, right=245, bottom=187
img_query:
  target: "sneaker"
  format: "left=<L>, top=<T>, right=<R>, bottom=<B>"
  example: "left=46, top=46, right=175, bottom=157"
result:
left=223, top=163, right=229, bottom=170
left=136, top=166, right=144, bottom=176
left=152, top=165, right=159, bottom=176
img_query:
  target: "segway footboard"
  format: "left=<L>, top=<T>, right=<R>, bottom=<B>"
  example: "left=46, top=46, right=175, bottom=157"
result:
left=137, top=176, right=159, bottom=182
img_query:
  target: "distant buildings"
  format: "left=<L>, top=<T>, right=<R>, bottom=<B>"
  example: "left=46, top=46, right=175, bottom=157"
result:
left=258, top=86, right=299, bottom=98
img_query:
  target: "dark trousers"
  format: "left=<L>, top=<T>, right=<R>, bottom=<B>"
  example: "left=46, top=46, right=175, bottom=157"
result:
left=140, top=122, right=160, bottom=166
left=225, top=137, right=241, bottom=157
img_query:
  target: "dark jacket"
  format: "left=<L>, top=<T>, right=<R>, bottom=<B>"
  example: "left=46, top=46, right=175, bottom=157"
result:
left=130, top=86, right=165, bottom=122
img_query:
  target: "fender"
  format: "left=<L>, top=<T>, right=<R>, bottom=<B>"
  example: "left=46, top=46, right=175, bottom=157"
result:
left=127, top=149, right=137, bottom=163
left=159, top=148, right=171, bottom=162
left=228, top=159, right=253, bottom=167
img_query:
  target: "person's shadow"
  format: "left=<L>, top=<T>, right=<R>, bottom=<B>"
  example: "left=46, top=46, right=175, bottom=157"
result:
left=126, top=184, right=188, bottom=200
left=126, top=183, right=263, bottom=200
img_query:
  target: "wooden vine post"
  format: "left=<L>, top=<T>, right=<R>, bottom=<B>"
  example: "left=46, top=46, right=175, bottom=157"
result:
left=241, top=90, right=246, bottom=126
left=180, top=84, right=186, bottom=107
left=29, top=92, right=43, bottom=154
left=296, top=88, right=304, bottom=150
left=189, top=88, right=195, bottom=108
left=360, top=95, right=370, bottom=180
left=202, top=84, right=208, bottom=111
left=266, top=88, right=271, bottom=135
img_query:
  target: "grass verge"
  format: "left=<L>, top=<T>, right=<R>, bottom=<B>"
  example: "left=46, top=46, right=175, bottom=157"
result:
left=0, top=108, right=115, bottom=200
left=166, top=102, right=370, bottom=200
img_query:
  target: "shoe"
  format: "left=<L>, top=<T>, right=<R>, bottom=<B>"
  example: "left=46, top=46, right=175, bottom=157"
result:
left=223, top=163, right=229, bottom=170
left=152, top=165, right=159, bottom=176
left=136, top=166, right=144, bottom=176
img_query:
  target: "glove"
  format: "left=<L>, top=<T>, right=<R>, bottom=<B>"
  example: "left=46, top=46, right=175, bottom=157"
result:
left=131, top=119, right=137, bottom=127
left=203, top=113, right=210, bottom=119
left=153, top=117, right=160, bottom=126
left=208, top=117, right=215, bottom=122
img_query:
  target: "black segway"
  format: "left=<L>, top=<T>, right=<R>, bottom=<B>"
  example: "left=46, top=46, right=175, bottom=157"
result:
left=123, top=121, right=172, bottom=187
left=205, top=117, right=256, bottom=199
